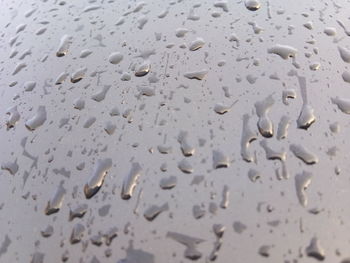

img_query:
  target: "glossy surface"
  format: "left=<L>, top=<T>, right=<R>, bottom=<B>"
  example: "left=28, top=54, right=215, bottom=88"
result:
left=1, top=0, right=350, bottom=262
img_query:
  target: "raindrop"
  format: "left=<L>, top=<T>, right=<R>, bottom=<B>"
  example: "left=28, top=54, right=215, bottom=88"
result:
left=255, top=94, right=275, bottom=137
left=160, top=176, right=177, bottom=190
left=84, top=158, right=112, bottom=199
left=184, top=70, right=208, bottom=80
left=295, top=171, right=312, bottom=207
left=338, top=46, right=350, bottom=63
left=70, top=223, right=85, bottom=244
left=69, top=204, right=88, bottom=221
left=306, top=237, right=326, bottom=261
left=282, top=89, right=296, bottom=105
left=277, top=116, right=291, bottom=140
left=324, top=27, right=336, bottom=36
left=233, top=221, right=247, bottom=234
left=6, top=106, right=20, bottom=128
left=245, top=0, right=261, bottom=11
left=290, top=144, right=318, bottom=165
left=268, top=44, right=298, bottom=59
left=212, top=150, right=230, bottom=169
left=56, top=35, right=72, bottom=57
left=144, top=203, right=169, bottom=221
left=41, top=225, right=54, bottom=238
left=25, top=106, right=47, bottom=130
left=91, top=85, right=110, bottom=102
left=45, top=183, right=66, bottom=215
left=23, top=81, right=36, bottom=92
left=178, top=159, right=194, bottom=174
left=189, top=38, right=205, bottom=51
left=135, top=61, right=151, bottom=77
left=71, top=67, right=87, bottom=83
left=331, top=97, right=350, bottom=114
left=55, top=72, right=68, bottom=85
left=240, top=114, right=258, bottom=162
left=121, top=162, right=142, bottom=200
left=248, top=169, right=260, bottom=182
left=12, top=62, right=27, bottom=75
left=108, top=52, right=123, bottom=64
left=178, top=131, right=195, bottom=157
left=80, top=49, right=92, bottom=58
left=166, top=232, right=204, bottom=260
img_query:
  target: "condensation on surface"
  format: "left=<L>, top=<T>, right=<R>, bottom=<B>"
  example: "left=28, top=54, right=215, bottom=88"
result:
left=1, top=0, right=350, bottom=262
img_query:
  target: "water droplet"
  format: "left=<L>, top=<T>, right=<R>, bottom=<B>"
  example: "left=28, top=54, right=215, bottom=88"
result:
left=189, top=38, right=205, bottom=51
left=69, top=204, right=88, bottom=221
left=214, top=101, right=237, bottom=114
left=36, top=27, right=46, bottom=35
left=338, top=46, right=350, bottom=63
left=41, top=225, right=53, bottom=238
left=255, top=94, right=275, bottom=137
left=178, top=159, right=194, bottom=174
left=260, top=140, right=285, bottom=160
left=241, top=114, right=258, bottom=162
left=1, top=160, right=18, bottom=175
left=91, top=85, right=110, bottom=102
left=220, top=185, right=229, bottom=209
left=84, top=158, right=112, bottom=199
left=268, top=44, right=298, bottom=59
left=80, top=49, right=92, bottom=58
left=248, top=169, right=260, bottom=182
left=309, top=62, right=320, bottom=71
left=175, top=28, right=189, bottom=38
left=282, top=89, right=296, bottom=105
left=25, top=106, right=47, bottom=130
left=137, top=16, right=148, bottom=29
left=258, top=245, right=271, bottom=257
left=233, top=221, right=247, bottom=234
left=70, top=223, right=85, bottom=244
left=121, top=162, right=142, bottom=200
left=167, top=232, right=204, bottom=260
left=55, top=72, right=68, bottom=85
left=71, top=67, right=87, bottom=83
left=144, top=203, right=169, bottom=221
left=16, top=23, right=26, bottom=34
left=160, top=176, right=177, bottom=190
left=135, top=61, right=151, bottom=77
left=306, top=237, right=325, bottom=261
left=83, top=116, right=96, bottom=128
left=6, top=106, right=20, bottom=128
left=104, top=121, right=116, bottom=135
left=45, top=183, right=66, bottom=215
left=303, top=21, right=313, bottom=30
left=331, top=97, right=350, bottom=114
left=23, top=81, right=36, bottom=92
left=324, top=27, right=336, bottom=36
left=108, top=52, right=123, bottom=64
left=56, top=35, right=72, bottom=57
left=290, top=144, right=318, bottom=165
left=178, top=131, right=195, bottom=156
left=12, top=62, right=27, bottom=75
left=73, top=98, right=85, bottom=110
left=184, top=70, right=208, bottom=80
left=212, top=150, right=230, bottom=169
left=277, top=116, right=290, bottom=140
left=295, top=171, right=312, bottom=207
left=245, top=0, right=261, bottom=11
left=297, top=104, right=316, bottom=130
left=83, top=5, right=101, bottom=12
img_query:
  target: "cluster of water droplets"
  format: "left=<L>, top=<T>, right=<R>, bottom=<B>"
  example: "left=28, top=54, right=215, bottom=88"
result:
left=1, top=0, right=350, bottom=262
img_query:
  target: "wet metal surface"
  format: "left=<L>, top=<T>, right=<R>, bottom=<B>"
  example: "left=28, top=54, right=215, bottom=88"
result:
left=1, top=0, right=350, bottom=262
